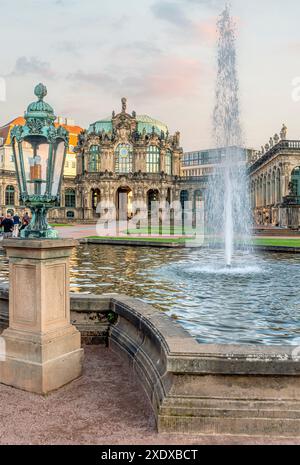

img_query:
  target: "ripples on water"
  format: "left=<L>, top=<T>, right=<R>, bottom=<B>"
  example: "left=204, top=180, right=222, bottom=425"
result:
left=0, top=245, right=300, bottom=346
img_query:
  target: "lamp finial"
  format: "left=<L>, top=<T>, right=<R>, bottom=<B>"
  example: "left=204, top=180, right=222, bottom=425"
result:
left=34, top=83, right=47, bottom=101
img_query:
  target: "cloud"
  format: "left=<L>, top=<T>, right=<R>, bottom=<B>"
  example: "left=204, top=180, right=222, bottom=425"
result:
left=67, top=70, right=118, bottom=91
left=113, top=41, right=162, bottom=59
left=179, top=0, right=224, bottom=7
left=9, top=56, right=55, bottom=79
left=195, top=17, right=218, bottom=43
left=151, top=1, right=192, bottom=28
left=124, top=56, right=206, bottom=100
left=55, top=41, right=81, bottom=57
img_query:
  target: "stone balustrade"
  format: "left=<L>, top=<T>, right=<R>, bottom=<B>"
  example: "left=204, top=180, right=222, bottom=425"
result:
left=249, top=140, right=300, bottom=174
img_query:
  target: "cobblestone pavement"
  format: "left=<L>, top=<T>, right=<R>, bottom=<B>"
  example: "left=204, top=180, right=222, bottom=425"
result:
left=0, top=346, right=299, bottom=445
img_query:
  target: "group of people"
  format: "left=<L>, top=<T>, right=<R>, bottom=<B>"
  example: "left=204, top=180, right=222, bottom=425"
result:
left=0, top=212, right=31, bottom=239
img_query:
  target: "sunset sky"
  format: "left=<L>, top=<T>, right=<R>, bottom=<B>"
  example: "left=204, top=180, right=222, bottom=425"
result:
left=1, top=0, right=300, bottom=151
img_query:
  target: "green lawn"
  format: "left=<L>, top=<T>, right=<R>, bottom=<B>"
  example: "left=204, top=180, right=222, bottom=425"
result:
left=252, top=238, right=300, bottom=248
left=50, top=223, right=74, bottom=227
left=85, top=235, right=300, bottom=248
left=127, top=226, right=196, bottom=235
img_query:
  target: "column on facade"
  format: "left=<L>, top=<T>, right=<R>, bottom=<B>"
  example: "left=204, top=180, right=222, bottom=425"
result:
left=160, top=149, right=165, bottom=173
left=134, top=148, right=146, bottom=172
left=254, top=180, right=257, bottom=208
left=282, top=163, right=291, bottom=198
left=140, top=149, right=147, bottom=173
left=259, top=177, right=262, bottom=207
left=267, top=173, right=271, bottom=205
left=60, top=189, right=65, bottom=208
left=76, top=153, right=82, bottom=176
left=276, top=168, right=282, bottom=204
left=102, top=148, right=114, bottom=172
left=252, top=182, right=256, bottom=208
left=172, top=152, right=180, bottom=177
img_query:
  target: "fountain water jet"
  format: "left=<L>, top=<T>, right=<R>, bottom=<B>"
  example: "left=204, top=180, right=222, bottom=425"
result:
left=206, top=5, right=251, bottom=266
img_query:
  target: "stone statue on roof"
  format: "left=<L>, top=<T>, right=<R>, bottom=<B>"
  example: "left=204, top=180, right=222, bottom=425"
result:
left=280, top=124, right=287, bottom=140
left=121, top=97, right=127, bottom=113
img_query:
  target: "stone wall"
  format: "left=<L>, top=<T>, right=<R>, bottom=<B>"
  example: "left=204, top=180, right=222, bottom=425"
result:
left=1, top=285, right=300, bottom=437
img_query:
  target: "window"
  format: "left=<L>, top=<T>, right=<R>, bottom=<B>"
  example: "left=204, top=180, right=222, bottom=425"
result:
left=115, top=144, right=133, bottom=174
left=291, top=167, right=300, bottom=204
left=5, top=185, right=15, bottom=205
left=147, top=146, right=160, bottom=173
left=180, top=190, right=189, bottom=209
left=89, top=145, right=101, bottom=172
left=165, top=150, right=172, bottom=175
left=66, top=210, right=75, bottom=218
left=65, top=189, right=76, bottom=208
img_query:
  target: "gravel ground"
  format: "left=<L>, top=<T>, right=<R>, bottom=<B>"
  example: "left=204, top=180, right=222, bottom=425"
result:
left=0, top=345, right=299, bottom=445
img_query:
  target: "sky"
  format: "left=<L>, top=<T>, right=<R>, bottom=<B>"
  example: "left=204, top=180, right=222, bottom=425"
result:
left=0, top=0, right=300, bottom=151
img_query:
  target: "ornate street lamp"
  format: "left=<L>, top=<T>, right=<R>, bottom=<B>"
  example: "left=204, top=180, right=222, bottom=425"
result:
left=11, top=83, right=69, bottom=238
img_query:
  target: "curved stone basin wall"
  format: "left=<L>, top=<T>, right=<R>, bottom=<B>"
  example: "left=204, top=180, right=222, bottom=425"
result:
left=1, top=283, right=300, bottom=437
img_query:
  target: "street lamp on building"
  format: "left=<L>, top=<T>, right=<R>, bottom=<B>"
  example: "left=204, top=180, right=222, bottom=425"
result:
left=11, top=83, right=69, bottom=238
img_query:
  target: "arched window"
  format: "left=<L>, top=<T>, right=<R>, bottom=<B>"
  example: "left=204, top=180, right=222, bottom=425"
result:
left=193, top=190, right=203, bottom=210
left=165, top=150, right=172, bottom=175
left=147, top=189, right=159, bottom=211
left=147, top=146, right=160, bottom=173
left=180, top=190, right=189, bottom=209
left=65, top=189, right=76, bottom=208
left=91, top=189, right=100, bottom=210
left=5, top=185, right=15, bottom=206
left=115, top=144, right=133, bottom=174
left=88, top=145, right=101, bottom=172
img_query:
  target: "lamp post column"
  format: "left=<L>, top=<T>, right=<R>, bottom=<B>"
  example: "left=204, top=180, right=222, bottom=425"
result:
left=0, top=238, right=83, bottom=394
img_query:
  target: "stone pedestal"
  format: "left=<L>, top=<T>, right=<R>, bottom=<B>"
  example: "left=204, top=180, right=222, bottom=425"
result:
left=0, top=239, right=83, bottom=394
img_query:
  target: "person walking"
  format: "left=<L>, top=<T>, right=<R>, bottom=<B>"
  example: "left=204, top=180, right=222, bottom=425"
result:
left=0, top=213, right=14, bottom=238
left=20, top=212, right=30, bottom=233
left=12, top=213, right=21, bottom=238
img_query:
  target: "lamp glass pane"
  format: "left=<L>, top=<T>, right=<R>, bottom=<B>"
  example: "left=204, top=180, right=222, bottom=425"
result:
left=12, top=138, right=24, bottom=193
left=21, top=137, right=49, bottom=196
left=51, top=140, right=65, bottom=196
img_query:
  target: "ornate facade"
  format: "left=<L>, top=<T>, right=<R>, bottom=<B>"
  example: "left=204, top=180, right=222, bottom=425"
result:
left=48, top=98, right=205, bottom=223
left=249, top=125, right=300, bottom=228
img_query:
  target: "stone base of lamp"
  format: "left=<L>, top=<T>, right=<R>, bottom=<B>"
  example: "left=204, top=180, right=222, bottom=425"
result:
left=0, top=239, right=83, bottom=394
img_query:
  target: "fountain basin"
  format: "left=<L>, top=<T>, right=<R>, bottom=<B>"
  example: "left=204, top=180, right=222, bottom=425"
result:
left=2, top=285, right=300, bottom=437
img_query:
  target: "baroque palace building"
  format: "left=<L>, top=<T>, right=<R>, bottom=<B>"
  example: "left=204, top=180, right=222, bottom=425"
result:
left=249, top=124, right=300, bottom=229
left=0, top=98, right=207, bottom=222
left=50, top=98, right=206, bottom=222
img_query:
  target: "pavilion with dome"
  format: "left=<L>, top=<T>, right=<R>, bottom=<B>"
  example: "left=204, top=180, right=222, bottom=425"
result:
left=67, top=98, right=199, bottom=222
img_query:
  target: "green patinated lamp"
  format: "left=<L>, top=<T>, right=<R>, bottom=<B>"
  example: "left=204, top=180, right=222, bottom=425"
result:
left=11, top=83, right=69, bottom=238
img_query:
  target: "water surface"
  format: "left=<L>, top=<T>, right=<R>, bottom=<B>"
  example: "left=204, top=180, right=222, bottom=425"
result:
left=0, top=244, right=299, bottom=346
